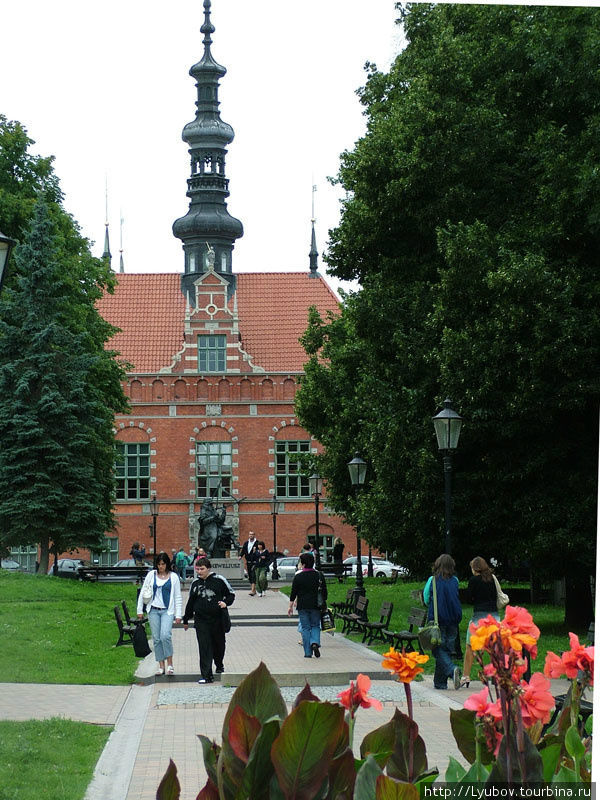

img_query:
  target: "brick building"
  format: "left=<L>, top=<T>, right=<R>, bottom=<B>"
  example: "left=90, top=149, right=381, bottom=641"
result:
left=92, top=1, right=355, bottom=564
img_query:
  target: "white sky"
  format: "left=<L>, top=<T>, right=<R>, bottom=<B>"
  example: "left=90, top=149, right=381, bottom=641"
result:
left=1, top=0, right=404, bottom=295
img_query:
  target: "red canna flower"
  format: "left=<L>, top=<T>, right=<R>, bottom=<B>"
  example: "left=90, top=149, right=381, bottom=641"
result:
left=464, top=686, right=502, bottom=721
left=381, top=647, right=429, bottom=683
left=544, top=633, right=594, bottom=685
left=337, top=673, right=383, bottom=714
left=518, top=672, right=555, bottom=727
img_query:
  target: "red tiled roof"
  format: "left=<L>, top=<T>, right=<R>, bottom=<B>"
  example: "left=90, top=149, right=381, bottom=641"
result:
left=97, top=272, right=340, bottom=374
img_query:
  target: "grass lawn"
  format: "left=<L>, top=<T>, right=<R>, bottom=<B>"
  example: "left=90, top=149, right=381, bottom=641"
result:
left=0, top=718, right=110, bottom=800
left=279, top=578, right=586, bottom=677
left=0, top=571, right=143, bottom=684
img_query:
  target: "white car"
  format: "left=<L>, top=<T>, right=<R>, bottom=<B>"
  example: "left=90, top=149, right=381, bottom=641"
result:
left=343, top=556, right=407, bottom=579
left=270, top=556, right=304, bottom=579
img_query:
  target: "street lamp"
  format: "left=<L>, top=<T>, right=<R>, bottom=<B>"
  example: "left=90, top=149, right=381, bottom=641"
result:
left=347, top=452, right=367, bottom=603
left=271, top=497, right=280, bottom=580
left=0, top=230, right=16, bottom=295
left=308, top=472, right=323, bottom=568
left=149, top=497, right=159, bottom=557
left=432, top=398, right=463, bottom=554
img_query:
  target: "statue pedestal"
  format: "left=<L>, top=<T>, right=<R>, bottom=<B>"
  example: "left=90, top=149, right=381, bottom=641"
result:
left=209, top=557, right=244, bottom=581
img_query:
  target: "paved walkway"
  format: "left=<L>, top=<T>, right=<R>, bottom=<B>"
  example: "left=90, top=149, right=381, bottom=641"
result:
left=0, top=587, right=574, bottom=800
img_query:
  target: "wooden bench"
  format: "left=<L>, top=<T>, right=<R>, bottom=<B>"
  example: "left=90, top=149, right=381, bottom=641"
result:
left=113, top=605, right=137, bottom=646
left=79, top=565, right=150, bottom=583
left=331, top=589, right=354, bottom=618
left=357, top=601, right=394, bottom=645
left=383, top=606, right=427, bottom=653
left=339, top=595, right=369, bottom=635
left=121, top=600, right=147, bottom=627
left=320, top=562, right=353, bottom=582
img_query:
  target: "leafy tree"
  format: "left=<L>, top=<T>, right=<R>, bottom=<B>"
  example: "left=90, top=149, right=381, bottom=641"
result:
left=296, top=4, right=600, bottom=625
left=0, top=191, right=128, bottom=571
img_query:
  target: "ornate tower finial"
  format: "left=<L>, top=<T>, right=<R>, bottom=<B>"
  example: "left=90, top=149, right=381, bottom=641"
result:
left=102, top=177, right=112, bottom=268
left=309, top=184, right=319, bottom=277
left=173, top=0, right=243, bottom=305
left=119, top=213, right=124, bottom=274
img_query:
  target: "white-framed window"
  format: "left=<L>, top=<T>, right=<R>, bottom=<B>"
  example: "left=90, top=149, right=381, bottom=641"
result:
left=198, top=334, right=226, bottom=373
left=196, top=441, right=232, bottom=498
left=9, top=545, right=37, bottom=572
left=91, top=536, right=119, bottom=566
left=115, top=442, right=150, bottom=501
left=275, top=440, right=310, bottom=498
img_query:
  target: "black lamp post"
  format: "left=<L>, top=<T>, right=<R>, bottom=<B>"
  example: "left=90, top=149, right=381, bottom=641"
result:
left=432, top=399, right=463, bottom=554
left=347, top=452, right=367, bottom=603
left=150, top=497, right=159, bottom=557
left=367, top=544, right=374, bottom=578
left=0, top=230, right=16, bottom=295
left=271, top=497, right=280, bottom=580
left=308, top=473, right=323, bottom=568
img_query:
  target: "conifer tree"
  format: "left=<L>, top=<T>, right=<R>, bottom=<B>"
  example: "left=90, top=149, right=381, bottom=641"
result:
left=0, top=198, right=128, bottom=571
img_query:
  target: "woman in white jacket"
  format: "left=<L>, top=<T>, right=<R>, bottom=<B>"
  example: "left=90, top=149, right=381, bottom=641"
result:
left=137, top=551, right=182, bottom=675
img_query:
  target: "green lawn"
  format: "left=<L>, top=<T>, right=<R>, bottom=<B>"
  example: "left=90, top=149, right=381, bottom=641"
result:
left=0, top=571, right=143, bottom=684
left=280, top=578, right=585, bottom=676
left=0, top=718, right=110, bottom=800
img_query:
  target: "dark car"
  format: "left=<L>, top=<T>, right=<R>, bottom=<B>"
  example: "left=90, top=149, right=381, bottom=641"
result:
left=47, top=558, right=90, bottom=578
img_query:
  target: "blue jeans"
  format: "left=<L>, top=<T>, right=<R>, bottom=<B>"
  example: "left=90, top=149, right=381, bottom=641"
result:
left=148, top=608, right=174, bottom=663
left=298, top=609, right=321, bottom=657
left=432, top=623, right=458, bottom=688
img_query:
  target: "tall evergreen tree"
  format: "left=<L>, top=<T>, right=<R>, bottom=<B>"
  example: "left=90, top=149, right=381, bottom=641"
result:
left=296, top=4, right=599, bottom=626
left=0, top=198, right=128, bottom=571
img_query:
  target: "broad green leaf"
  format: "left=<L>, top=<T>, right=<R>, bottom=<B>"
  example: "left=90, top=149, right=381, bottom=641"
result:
left=564, top=725, right=585, bottom=760
left=385, top=709, right=428, bottom=783
left=539, top=741, right=562, bottom=782
left=271, top=701, right=345, bottom=800
left=461, top=761, right=491, bottom=782
left=354, top=754, right=384, bottom=800
left=487, top=730, right=544, bottom=783
left=553, top=764, right=579, bottom=783
left=414, top=770, right=439, bottom=787
left=326, top=747, right=356, bottom=800
left=449, top=709, right=493, bottom=766
left=360, top=714, right=397, bottom=766
left=584, top=714, right=593, bottom=735
left=228, top=706, right=261, bottom=763
left=236, top=718, right=280, bottom=800
left=222, top=662, right=287, bottom=733
left=156, top=759, right=180, bottom=800
left=198, top=734, right=220, bottom=788
left=445, top=755, right=467, bottom=782
left=375, top=774, right=420, bottom=800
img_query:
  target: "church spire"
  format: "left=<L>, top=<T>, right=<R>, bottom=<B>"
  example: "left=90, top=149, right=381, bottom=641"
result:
left=173, top=0, right=243, bottom=304
left=102, top=180, right=112, bottom=268
left=309, top=184, right=319, bottom=277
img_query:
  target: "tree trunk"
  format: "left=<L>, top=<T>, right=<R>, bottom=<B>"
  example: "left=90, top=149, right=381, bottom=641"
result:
left=38, top=537, right=50, bottom=575
left=564, top=574, right=593, bottom=630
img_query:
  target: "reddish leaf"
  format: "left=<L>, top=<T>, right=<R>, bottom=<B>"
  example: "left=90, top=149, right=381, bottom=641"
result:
left=449, top=708, right=493, bottom=765
left=222, top=662, right=287, bottom=736
left=198, top=734, right=220, bottom=787
left=156, top=759, right=180, bottom=800
left=384, top=709, right=428, bottom=783
left=326, top=747, right=356, bottom=800
left=294, top=682, right=321, bottom=707
left=195, top=778, right=219, bottom=800
left=228, top=705, right=262, bottom=763
left=271, top=701, right=346, bottom=800
left=375, top=774, right=420, bottom=800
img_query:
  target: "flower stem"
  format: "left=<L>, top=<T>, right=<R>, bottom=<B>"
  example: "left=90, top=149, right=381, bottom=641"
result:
left=404, top=682, right=415, bottom=781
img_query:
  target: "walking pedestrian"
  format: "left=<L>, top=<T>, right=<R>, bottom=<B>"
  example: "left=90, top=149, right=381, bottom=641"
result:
left=287, top=552, right=326, bottom=658
left=137, top=552, right=182, bottom=676
left=239, top=531, right=259, bottom=595
left=332, top=537, right=345, bottom=563
left=175, top=546, right=189, bottom=585
left=461, top=556, right=499, bottom=687
left=423, top=554, right=462, bottom=690
left=183, top=557, right=235, bottom=683
left=255, top=541, right=270, bottom=596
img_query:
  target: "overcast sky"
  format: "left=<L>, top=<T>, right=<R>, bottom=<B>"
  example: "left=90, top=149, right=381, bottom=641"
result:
left=2, top=1, right=404, bottom=295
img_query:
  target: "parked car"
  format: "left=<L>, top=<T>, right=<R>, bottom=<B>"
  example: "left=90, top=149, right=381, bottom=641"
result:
left=343, top=556, right=407, bottom=579
left=1, top=558, right=23, bottom=572
left=270, top=556, right=300, bottom=579
left=47, top=558, right=89, bottom=578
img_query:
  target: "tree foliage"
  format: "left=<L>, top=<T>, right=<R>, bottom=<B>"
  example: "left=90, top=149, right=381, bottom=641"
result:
left=0, top=120, right=128, bottom=569
left=296, top=5, right=599, bottom=623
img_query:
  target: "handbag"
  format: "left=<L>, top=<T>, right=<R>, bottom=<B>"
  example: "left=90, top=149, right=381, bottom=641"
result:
left=418, top=575, right=442, bottom=650
left=141, top=572, right=154, bottom=605
left=132, top=623, right=151, bottom=658
left=316, top=570, right=326, bottom=610
left=320, top=607, right=335, bottom=634
left=222, top=606, right=231, bottom=633
left=493, top=574, right=509, bottom=610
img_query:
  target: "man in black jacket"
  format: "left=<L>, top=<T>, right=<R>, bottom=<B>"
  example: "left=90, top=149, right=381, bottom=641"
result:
left=183, top=557, right=235, bottom=683
left=239, top=531, right=259, bottom=596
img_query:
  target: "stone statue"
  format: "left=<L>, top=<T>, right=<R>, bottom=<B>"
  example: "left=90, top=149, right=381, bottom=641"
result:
left=205, top=242, right=215, bottom=271
left=198, top=499, right=235, bottom=557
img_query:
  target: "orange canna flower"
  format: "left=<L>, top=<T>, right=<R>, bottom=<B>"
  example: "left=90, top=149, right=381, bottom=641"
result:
left=469, top=607, right=539, bottom=657
left=503, top=606, right=540, bottom=660
left=381, top=647, right=429, bottom=683
left=518, top=672, right=555, bottom=727
left=337, top=673, right=383, bottom=713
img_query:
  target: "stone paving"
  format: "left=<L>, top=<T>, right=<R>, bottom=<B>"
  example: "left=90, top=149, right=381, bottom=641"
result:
left=0, top=586, right=575, bottom=800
